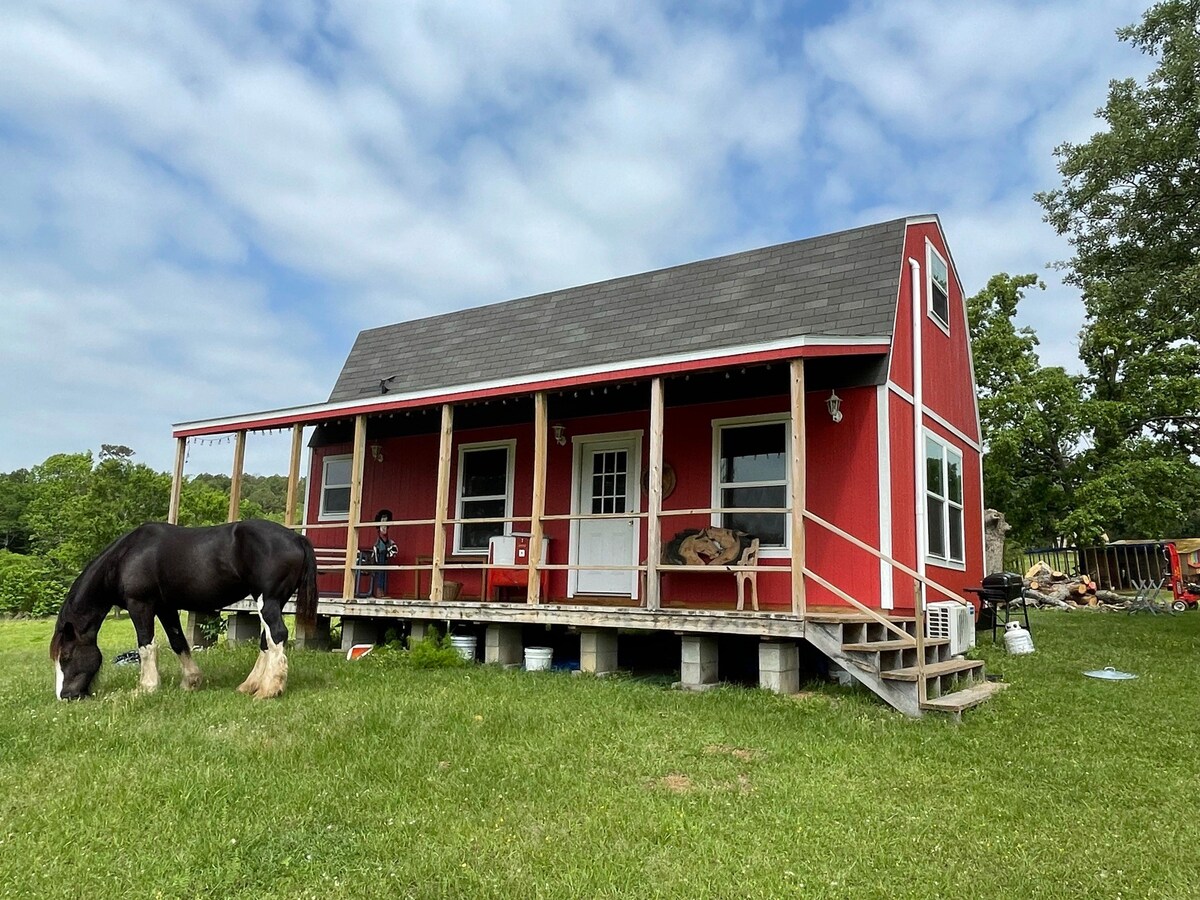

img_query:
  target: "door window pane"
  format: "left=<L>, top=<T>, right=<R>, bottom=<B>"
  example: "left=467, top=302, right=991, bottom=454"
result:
left=590, top=450, right=627, bottom=515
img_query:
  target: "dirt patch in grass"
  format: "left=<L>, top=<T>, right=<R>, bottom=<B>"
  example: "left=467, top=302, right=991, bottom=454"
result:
left=655, top=773, right=695, bottom=793
left=703, top=743, right=761, bottom=761
left=651, top=772, right=753, bottom=795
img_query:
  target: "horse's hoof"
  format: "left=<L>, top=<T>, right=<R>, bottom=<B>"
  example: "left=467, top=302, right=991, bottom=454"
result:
left=252, top=685, right=284, bottom=700
left=236, top=681, right=259, bottom=695
left=180, top=675, right=203, bottom=691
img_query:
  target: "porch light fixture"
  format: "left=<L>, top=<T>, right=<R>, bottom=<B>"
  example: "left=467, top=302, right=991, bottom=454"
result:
left=826, top=390, right=843, bottom=424
left=551, top=424, right=567, bottom=446
left=370, top=444, right=384, bottom=463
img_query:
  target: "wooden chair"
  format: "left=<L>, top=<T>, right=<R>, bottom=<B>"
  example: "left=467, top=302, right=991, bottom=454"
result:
left=734, top=538, right=761, bottom=611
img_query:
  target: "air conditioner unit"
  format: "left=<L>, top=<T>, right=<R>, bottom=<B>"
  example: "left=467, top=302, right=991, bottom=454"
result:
left=926, top=601, right=976, bottom=655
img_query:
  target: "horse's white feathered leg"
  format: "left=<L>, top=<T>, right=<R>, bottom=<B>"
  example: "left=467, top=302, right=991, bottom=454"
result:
left=237, top=649, right=268, bottom=694
left=239, top=595, right=288, bottom=699
left=178, top=651, right=203, bottom=690
left=137, top=641, right=160, bottom=694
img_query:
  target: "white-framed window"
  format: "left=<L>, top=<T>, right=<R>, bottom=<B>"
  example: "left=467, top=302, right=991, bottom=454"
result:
left=927, top=242, right=950, bottom=332
left=712, top=415, right=789, bottom=550
left=318, top=454, right=353, bottom=521
left=925, top=433, right=964, bottom=566
left=454, top=440, right=515, bottom=554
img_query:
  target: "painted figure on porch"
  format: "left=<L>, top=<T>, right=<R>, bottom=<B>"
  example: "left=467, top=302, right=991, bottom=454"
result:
left=371, top=509, right=398, bottom=598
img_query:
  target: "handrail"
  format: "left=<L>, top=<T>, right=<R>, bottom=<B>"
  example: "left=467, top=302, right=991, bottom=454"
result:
left=803, top=568, right=916, bottom=644
left=803, top=510, right=970, bottom=607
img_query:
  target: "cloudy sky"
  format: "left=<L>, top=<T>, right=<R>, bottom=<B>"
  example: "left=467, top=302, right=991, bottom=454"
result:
left=0, top=0, right=1151, bottom=475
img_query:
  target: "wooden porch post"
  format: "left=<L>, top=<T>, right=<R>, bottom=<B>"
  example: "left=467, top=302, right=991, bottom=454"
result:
left=789, top=359, right=807, bottom=616
left=167, top=437, right=186, bottom=525
left=527, top=392, right=548, bottom=604
left=430, top=404, right=454, bottom=601
left=227, top=431, right=246, bottom=522
left=342, top=415, right=367, bottom=600
left=285, top=423, right=304, bottom=528
left=646, top=377, right=665, bottom=611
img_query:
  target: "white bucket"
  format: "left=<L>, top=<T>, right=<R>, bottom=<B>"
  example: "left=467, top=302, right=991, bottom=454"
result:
left=450, top=635, right=476, bottom=662
left=524, top=646, right=553, bottom=671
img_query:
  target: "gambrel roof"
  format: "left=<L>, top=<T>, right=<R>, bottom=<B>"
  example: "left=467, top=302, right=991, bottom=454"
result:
left=328, top=217, right=910, bottom=403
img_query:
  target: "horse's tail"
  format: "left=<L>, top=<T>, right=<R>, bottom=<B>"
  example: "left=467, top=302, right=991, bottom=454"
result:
left=295, top=536, right=319, bottom=632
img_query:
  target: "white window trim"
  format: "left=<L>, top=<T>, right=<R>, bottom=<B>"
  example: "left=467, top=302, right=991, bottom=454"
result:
left=453, top=439, right=516, bottom=555
left=924, top=431, right=966, bottom=570
left=318, top=454, right=353, bottom=522
left=711, top=413, right=791, bottom=559
left=926, top=239, right=951, bottom=335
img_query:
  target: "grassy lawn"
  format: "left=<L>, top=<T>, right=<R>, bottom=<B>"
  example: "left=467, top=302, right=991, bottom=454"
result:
left=2, top=611, right=1198, bottom=899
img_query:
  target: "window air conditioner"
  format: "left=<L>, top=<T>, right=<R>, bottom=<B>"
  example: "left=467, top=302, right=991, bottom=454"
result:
left=926, top=601, right=976, bottom=656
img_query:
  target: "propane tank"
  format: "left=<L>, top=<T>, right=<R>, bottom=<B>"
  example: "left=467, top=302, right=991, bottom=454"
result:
left=1003, top=619, right=1035, bottom=655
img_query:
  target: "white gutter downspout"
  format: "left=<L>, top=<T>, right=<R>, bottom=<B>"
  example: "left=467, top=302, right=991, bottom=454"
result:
left=909, top=258, right=927, bottom=600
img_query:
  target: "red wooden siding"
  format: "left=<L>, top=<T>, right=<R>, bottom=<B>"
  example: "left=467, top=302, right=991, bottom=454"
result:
left=884, top=220, right=984, bottom=610
left=924, top=418, right=985, bottom=607
left=306, top=389, right=888, bottom=609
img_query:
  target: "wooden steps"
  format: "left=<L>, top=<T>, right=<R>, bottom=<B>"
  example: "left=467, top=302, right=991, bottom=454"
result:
left=842, top=638, right=948, bottom=652
left=920, top=679, right=1008, bottom=714
left=805, top=610, right=916, bottom=624
left=881, top=658, right=985, bottom=682
left=805, top=608, right=1004, bottom=718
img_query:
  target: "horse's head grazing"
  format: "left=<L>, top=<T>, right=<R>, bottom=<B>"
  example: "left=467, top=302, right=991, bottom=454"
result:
left=50, top=621, right=102, bottom=700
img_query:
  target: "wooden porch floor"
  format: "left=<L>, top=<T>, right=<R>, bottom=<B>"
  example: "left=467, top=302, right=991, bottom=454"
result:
left=232, top=595, right=910, bottom=639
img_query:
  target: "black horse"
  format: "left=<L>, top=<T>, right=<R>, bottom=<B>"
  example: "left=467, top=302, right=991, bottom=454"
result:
left=50, top=520, right=317, bottom=700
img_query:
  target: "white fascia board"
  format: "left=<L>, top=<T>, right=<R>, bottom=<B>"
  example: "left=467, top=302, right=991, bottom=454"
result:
left=174, top=333, right=891, bottom=433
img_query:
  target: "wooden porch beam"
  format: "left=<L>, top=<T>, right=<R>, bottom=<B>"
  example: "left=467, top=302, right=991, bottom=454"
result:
left=167, top=437, right=185, bottom=525
left=227, top=431, right=246, bottom=523
left=526, top=392, right=549, bottom=605
left=646, top=377, right=665, bottom=611
left=285, top=423, right=304, bottom=528
left=789, top=359, right=806, bottom=616
left=342, top=415, right=367, bottom=599
left=430, top=404, right=454, bottom=601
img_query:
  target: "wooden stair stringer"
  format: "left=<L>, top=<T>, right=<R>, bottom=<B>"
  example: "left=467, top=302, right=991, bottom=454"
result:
left=804, top=621, right=922, bottom=717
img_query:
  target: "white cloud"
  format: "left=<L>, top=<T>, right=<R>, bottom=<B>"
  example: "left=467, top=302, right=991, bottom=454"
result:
left=0, top=0, right=1157, bottom=472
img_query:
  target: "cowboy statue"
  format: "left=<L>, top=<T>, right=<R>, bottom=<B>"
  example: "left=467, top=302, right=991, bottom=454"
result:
left=370, top=508, right=398, bottom=599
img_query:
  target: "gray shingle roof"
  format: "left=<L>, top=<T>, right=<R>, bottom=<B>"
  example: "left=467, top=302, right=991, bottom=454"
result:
left=329, top=217, right=910, bottom=402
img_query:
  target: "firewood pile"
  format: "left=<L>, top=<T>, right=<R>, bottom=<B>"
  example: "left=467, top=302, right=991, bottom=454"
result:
left=1018, top=561, right=1129, bottom=611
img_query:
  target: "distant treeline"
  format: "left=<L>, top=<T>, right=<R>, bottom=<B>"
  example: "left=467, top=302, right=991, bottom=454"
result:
left=0, top=445, right=301, bottom=617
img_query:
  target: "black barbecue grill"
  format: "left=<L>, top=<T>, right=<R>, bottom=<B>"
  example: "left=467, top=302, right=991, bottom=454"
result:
left=966, top=572, right=1029, bottom=643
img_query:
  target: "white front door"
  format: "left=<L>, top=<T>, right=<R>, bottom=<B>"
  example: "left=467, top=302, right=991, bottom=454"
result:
left=572, top=435, right=639, bottom=596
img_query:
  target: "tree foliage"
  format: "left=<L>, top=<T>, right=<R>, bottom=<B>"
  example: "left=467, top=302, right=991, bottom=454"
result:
left=973, top=1, right=1200, bottom=546
left=968, top=274, right=1087, bottom=546
left=0, top=449, right=298, bottom=617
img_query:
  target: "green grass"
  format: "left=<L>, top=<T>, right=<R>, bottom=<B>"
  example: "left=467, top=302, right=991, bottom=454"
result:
left=2, top=611, right=1199, bottom=899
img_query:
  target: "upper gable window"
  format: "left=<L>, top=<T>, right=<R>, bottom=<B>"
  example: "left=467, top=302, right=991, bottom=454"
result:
left=319, top=455, right=352, bottom=521
left=927, top=245, right=950, bottom=330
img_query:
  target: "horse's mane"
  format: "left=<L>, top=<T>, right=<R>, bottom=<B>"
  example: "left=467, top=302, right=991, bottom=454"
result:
left=50, top=530, right=139, bottom=658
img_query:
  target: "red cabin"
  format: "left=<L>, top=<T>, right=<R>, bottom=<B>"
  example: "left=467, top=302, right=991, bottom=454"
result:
left=171, top=215, right=999, bottom=716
